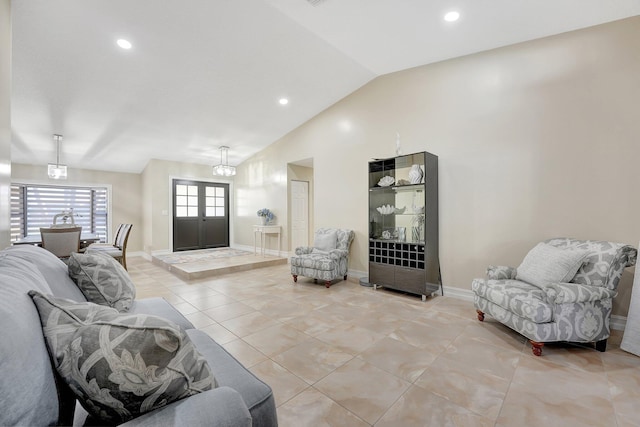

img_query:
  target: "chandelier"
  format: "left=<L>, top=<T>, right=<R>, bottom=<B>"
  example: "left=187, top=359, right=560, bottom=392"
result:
left=47, top=134, right=67, bottom=180
left=212, top=146, right=236, bottom=176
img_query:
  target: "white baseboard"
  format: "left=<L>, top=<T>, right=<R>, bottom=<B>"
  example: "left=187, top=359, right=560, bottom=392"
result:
left=150, top=249, right=171, bottom=257
left=347, top=268, right=368, bottom=280
left=611, top=315, right=627, bottom=331
left=441, top=286, right=474, bottom=302
left=127, top=251, right=148, bottom=259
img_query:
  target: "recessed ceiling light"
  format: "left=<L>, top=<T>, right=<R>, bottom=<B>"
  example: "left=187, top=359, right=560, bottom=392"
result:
left=279, top=98, right=289, bottom=105
left=444, top=11, right=460, bottom=22
left=117, top=39, right=132, bottom=49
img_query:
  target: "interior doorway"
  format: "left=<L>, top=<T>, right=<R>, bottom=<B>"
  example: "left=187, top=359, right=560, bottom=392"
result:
left=290, top=180, right=309, bottom=249
left=172, top=179, right=229, bottom=251
left=287, top=160, right=313, bottom=251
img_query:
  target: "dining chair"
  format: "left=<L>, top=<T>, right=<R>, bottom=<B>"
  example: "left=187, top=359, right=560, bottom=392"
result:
left=86, top=223, right=125, bottom=250
left=40, top=226, right=82, bottom=260
left=86, top=224, right=133, bottom=270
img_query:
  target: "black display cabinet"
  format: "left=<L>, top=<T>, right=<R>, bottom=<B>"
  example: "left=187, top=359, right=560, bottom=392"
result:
left=368, top=151, right=441, bottom=300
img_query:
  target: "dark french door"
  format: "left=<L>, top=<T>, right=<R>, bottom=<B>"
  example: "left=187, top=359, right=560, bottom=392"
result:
left=172, top=180, right=229, bottom=251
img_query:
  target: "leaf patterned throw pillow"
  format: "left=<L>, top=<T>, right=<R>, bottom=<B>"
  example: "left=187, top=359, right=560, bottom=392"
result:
left=68, top=251, right=136, bottom=312
left=29, top=291, right=215, bottom=425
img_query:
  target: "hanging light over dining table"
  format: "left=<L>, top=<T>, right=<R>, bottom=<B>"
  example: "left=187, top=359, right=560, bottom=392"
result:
left=48, top=134, right=67, bottom=180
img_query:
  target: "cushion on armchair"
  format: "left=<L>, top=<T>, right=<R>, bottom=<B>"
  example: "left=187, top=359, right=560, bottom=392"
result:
left=314, top=231, right=337, bottom=251
left=516, top=242, right=590, bottom=287
left=290, top=252, right=336, bottom=271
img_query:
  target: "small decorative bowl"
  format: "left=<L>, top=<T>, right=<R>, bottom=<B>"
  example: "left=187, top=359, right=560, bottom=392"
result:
left=376, top=204, right=395, bottom=215
left=377, top=176, right=395, bottom=187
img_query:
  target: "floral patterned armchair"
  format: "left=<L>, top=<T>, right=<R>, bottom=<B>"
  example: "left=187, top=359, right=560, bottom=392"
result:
left=291, top=228, right=355, bottom=288
left=472, top=238, right=637, bottom=356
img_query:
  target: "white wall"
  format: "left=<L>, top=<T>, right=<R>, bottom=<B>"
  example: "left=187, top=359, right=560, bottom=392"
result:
left=234, top=147, right=289, bottom=252
left=0, top=0, right=11, bottom=249
left=233, top=17, right=640, bottom=316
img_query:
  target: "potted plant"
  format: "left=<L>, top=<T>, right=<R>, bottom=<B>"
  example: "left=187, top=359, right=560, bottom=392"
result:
left=257, top=208, right=274, bottom=225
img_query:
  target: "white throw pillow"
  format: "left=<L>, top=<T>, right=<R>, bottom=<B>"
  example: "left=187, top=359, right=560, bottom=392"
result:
left=314, top=231, right=338, bottom=251
left=516, top=242, right=590, bottom=287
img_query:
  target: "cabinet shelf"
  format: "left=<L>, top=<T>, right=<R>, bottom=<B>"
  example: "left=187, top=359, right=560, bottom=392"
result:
left=371, top=213, right=424, bottom=219
left=369, top=184, right=424, bottom=192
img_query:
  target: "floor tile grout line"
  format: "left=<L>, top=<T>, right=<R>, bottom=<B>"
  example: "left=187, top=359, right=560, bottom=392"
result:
left=310, top=385, right=373, bottom=426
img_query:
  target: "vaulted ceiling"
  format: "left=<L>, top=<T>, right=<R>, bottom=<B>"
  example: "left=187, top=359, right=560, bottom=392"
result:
left=11, top=0, right=640, bottom=173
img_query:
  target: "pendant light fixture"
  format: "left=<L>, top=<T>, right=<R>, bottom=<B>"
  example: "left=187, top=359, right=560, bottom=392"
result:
left=48, top=134, right=67, bottom=180
left=212, top=146, right=236, bottom=176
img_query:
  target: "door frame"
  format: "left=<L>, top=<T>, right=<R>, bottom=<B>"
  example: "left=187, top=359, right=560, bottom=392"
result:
left=290, top=179, right=310, bottom=250
left=168, top=175, right=235, bottom=253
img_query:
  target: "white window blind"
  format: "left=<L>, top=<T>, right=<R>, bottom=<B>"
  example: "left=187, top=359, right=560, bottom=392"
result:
left=10, top=184, right=108, bottom=242
left=10, top=185, right=25, bottom=241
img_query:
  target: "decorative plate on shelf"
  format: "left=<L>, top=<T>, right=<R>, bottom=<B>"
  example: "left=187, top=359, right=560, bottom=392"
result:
left=377, top=176, right=395, bottom=187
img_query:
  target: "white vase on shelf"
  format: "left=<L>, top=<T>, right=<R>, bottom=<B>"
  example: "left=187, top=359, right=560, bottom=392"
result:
left=260, top=216, right=267, bottom=225
left=408, top=164, right=424, bottom=184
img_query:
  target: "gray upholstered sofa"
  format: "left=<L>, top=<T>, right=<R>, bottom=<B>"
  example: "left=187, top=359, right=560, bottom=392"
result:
left=0, top=244, right=277, bottom=427
left=473, top=237, right=637, bottom=356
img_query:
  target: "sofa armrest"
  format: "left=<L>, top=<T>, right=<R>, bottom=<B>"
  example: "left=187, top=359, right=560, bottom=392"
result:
left=486, top=265, right=517, bottom=280
left=543, top=282, right=617, bottom=305
left=118, top=387, right=251, bottom=427
left=294, top=247, right=313, bottom=255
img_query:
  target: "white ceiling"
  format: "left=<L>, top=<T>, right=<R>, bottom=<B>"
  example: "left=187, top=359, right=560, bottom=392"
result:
left=11, top=0, right=640, bottom=173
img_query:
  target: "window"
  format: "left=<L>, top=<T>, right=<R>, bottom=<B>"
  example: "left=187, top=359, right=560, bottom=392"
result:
left=174, top=184, right=226, bottom=218
left=175, top=184, right=198, bottom=217
left=10, top=183, right=109, bottom=242
left=205, top=186, right=225, bottom=217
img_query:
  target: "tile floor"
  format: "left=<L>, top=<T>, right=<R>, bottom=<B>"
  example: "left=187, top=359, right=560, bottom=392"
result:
left=127, top=256, right=640, bottom=427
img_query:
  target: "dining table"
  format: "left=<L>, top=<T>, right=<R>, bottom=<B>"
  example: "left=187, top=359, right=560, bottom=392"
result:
left=13, top=232, right=102, bottom=249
